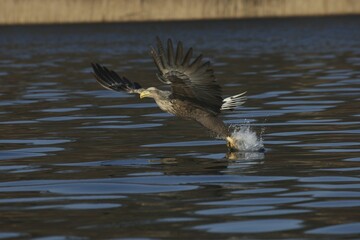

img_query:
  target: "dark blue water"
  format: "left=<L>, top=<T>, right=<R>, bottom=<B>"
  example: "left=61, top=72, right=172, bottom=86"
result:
left=0, top=16, right=360, bottom=239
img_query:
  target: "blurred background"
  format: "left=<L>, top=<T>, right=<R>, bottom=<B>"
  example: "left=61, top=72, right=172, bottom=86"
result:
left=1, top=0, right=360, bottom=24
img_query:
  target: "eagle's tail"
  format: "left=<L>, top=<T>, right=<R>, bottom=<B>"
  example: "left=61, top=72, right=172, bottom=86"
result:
left=220, top=92, right=247, bottom=111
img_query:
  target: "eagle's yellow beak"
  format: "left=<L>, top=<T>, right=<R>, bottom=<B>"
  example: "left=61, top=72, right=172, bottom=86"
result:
left=140, top=91, right=150, bottom=99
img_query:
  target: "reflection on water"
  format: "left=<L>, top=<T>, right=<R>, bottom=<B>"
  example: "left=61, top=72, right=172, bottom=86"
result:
left=0, top=16, right=360, bottom=239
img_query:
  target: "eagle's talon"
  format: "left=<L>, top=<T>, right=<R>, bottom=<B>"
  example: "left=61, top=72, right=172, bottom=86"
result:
left=226, top=136, right=239, bottom=152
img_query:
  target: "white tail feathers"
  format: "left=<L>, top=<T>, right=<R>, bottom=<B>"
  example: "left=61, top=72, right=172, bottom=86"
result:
left=221, top=92, right=247, bottom=111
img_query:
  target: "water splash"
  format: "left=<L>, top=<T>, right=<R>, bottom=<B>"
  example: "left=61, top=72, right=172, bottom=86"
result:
left=230, top=123, right=264, bottom=152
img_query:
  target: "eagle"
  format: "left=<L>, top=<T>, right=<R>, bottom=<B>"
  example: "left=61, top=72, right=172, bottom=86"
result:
left=91, top=38, right=246, bottom=151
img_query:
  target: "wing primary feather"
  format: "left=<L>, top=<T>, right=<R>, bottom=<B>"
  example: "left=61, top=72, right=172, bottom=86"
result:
left=167, top=39, right=175, bottom=67
left=101, top=65, right=118, bottom=85
left=175, top=41, right=183, bottom=65
left=194, top=60, right=210, bottom=74
left=121, top=75, right=131, bottom=85
left=92, top=64, right=116, bottom=86
left=189, top=54, right=203, bottom=72
left=93, top=73, right=114, bottom=91
left=156, top=37, right=169, bottom=69
left=150, top=47, right=164, bottom=72
left=110, top=70, right=125, bottom=84
left=182, top=47, right=193, bottom=66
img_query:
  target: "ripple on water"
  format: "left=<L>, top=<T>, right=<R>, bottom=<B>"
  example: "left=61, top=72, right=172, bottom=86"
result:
left=296, top=200, right=360, bottom=208
left=195, top=206, right=274, bottom=216
left=320, top=167, right=360, bottom=172
left=29, top=203, right=121, bottom=210
left=298, top=176, right=360, bottom=182
left=157, top=217, right=199, bottom=223
left=279, top=190, right=360, bottom=198
left=0, top=120, right=38, bottom=125
left=0, top=175, right=295, bottom=195
left=289, top=142, right=360, bottom=147
left=265, top=100, right=343, bottom=105
left=143, top=140, right=223, bottom=148
left=0, top=232, right=24, bottom=239
left=0, top=151, right=46, bottom=161
left=79, top=89, right=129, bottom=98
left=237, top=209, right=311, bottom=216
left=0, top=195, right=124, bottom=204
left=55, top=158, right=161, bottom=167
left=300, top=87, right=360, bottom=93
left=0, top=147, right=64, bottom=160
left=344, top=157, right=360, bottom=162
left=40, top=107, right=82, bottom=113
left=0, top=139, right=71, bottom=145
left=31, top=235, right=95, bottom=240
left=313, top=148, right=360, bottom=153
left=37, top=115, right=128, bottom=122
left=199, top=197, right=311, bottom=206
left=0, top=165, right=45, bottom=174
left=23, top=92, right=67, bottom=99
left=232, top=188, right=287, bottom=194
left=299, top=183, right=360, bottom=190
left=250, top=91, right=292, bottom=99
left=307, top=222, right=360, bottom=235
left=268, top=129, right=360, bottom=137
left=0, top=180, right=197, bottom=195
left=78, top=123, right=162, bottom=129
left=0, top=100, right=38, bottom=106
left=193, top=219, right=303, bottom=233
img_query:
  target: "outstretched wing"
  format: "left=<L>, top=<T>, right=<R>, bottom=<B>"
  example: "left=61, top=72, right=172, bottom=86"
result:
left=91, top=63, right=144, bottom=94
left=150, top=38, right=223, bottom=114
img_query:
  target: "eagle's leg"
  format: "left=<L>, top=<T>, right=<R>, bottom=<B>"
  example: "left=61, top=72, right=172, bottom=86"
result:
left=195, top=112, right=240, bottom=152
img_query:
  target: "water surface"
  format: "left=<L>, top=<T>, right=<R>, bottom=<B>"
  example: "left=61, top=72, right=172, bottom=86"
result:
left=0, top=16, right=360, bottom=239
